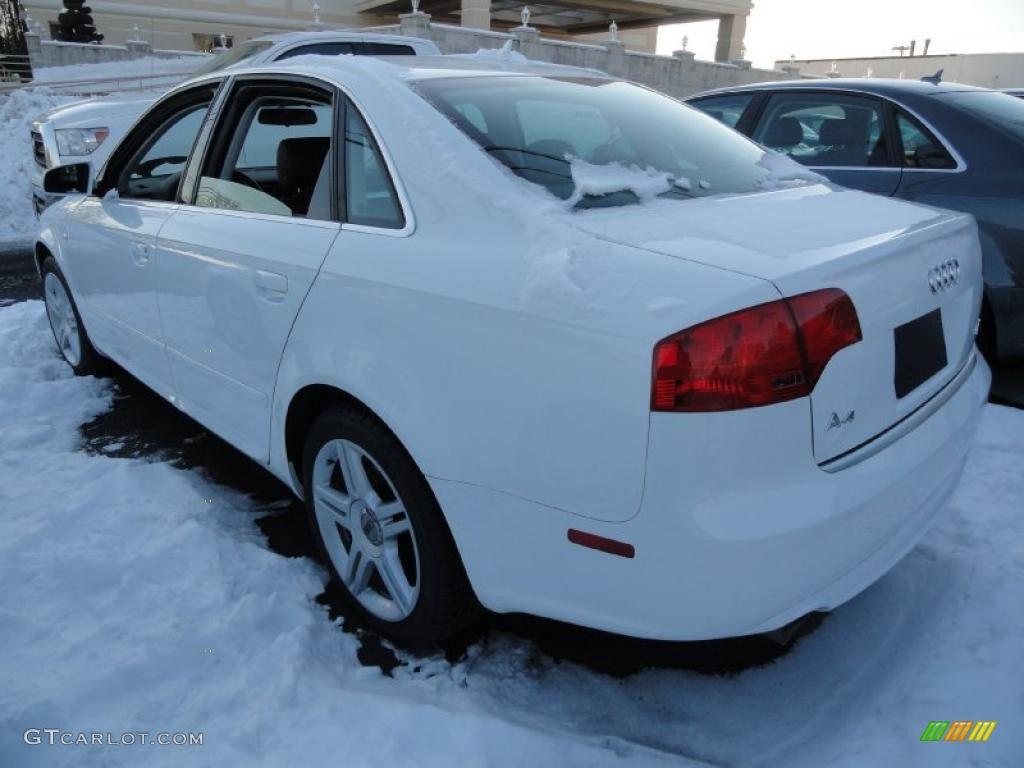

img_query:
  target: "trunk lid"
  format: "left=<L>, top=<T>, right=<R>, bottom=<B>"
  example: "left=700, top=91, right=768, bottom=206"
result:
left=572, top=185, right=983, bottom=462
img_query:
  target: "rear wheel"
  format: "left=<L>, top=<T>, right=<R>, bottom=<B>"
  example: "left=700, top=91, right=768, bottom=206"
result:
left=302, top=406, right=480, bottom=647
left=41, top=257, right=103, bottom=376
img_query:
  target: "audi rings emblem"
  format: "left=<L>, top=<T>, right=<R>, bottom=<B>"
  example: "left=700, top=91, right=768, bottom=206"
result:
left=927, top=259, right=960, bottom=294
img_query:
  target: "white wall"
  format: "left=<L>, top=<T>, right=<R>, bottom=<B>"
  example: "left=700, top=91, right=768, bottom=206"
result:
left=783, top=53, right=1024, bottom=89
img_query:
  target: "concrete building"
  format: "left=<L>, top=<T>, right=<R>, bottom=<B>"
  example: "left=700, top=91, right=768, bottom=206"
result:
left=22, top=0, right=751, bottom=57
left=779, top=52, right=1024, bottom=89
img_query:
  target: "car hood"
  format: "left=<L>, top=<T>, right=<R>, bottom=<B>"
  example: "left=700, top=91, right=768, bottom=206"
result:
left=567, top=183, right=958, bottom=282
left=33, top=95, right=156, bottom=129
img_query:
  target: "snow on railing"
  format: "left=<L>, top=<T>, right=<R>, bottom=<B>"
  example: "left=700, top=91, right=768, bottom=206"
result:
left=0, top=55, right=34, bottom=85
left=0, top=70, right=191, bottom=96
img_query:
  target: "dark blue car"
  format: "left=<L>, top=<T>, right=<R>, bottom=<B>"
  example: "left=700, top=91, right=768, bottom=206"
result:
left=688, top=79, right=1024, bottom=362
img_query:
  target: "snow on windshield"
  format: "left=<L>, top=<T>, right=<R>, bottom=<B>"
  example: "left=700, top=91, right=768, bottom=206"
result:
left=756, top=149, right=829, bottom=190
left=567, top=158, right=673, bottom=206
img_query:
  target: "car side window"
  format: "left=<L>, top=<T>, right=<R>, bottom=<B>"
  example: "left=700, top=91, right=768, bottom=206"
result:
left=753, top=93, right=893, bottom=167
left=691, top=94, right=754, bottom=128
left=118, top=102, right=211, bottom=202
left=275, top=42, right=416, bottom=60
left=276, top=42, right=357, bottom=60
left=362, top=43, right=416, bottom=55
left=197, top=90, right=334, bottom=220
left=344, top=105, right=404, bottom=229
left=896, top=111, right=956, bottom=169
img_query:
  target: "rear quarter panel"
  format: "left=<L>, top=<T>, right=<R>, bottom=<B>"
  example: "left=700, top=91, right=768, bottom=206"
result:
left=896, top=127, right=1024, bottom=359
left=268, top=66, right=777, bottom=523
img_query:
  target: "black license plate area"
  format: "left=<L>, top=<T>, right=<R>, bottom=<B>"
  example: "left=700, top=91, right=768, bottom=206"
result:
left=894, top=309, right=947, bottom=398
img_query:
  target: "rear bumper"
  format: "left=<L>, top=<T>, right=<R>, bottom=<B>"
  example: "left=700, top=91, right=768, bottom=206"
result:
left=435, top=350, right=990, bottom=641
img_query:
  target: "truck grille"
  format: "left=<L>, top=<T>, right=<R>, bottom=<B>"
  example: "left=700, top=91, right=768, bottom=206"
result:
left=31, top=130, right=47, bottom=168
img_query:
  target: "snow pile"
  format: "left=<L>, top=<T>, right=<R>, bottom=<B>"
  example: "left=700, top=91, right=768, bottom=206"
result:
left=31, top=56, right=203, bottom=85
left=756, top=149, right=829, bottom=189
left=451, top=40, right=529, bottom=66
left=0, top=88, right=76, bottom=244
left=568, top=158, right=672, bottom=205
left=0, top=300, right=679, bottom=768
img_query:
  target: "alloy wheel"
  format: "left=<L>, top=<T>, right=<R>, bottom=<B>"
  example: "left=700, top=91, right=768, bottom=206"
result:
left=43, top=272, right=82, bottom=368
left=311, top=438, right=420, bottom=622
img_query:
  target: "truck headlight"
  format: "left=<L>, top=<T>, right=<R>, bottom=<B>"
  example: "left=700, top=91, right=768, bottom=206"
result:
left=54, top=127, right=110, bottom=157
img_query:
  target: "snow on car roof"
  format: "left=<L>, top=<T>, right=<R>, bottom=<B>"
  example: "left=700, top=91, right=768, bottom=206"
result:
left=236, top=49, right=611, bottom=84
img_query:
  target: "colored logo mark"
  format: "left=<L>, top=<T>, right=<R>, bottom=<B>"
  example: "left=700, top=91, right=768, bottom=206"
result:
left=921, top=721, right=997, bottom=742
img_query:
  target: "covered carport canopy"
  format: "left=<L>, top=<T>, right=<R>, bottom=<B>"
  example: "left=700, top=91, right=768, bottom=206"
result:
left=354, top=0, right=751, bottom=60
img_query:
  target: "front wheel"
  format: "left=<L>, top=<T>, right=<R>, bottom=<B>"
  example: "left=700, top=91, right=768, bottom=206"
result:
left=41, top=256, right=104, bottom=376
left=302, top=407, right=480, bottom=647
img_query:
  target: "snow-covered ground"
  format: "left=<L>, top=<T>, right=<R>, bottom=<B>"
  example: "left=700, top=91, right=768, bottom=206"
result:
left=0, top=297, right=1021, bottom=767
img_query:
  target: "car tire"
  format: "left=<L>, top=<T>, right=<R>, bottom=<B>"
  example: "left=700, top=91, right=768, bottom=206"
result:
left=302, top=406, right=480, bottom=648
left=41, top=256, right=104, bottom=377
left=976, top=297, right=997, bottom=363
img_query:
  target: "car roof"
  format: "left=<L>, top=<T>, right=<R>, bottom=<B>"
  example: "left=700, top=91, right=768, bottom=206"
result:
left=221, top=52, right=611, bottom=83
left=690, top=77, right=990, bottom=100
left=250, top=29, right=433, bottom=47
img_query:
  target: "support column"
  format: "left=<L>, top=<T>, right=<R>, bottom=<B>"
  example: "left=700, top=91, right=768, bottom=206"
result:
left=714, top=13, right=747, bottom=62
left=461, top=0, right=491, bottom=29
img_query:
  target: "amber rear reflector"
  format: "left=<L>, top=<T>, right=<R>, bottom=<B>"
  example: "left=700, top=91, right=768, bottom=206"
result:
left=567, top=529, right=635, bottom=559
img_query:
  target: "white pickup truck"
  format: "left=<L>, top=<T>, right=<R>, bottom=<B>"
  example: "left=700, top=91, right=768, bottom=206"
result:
left=29, top=30, right=439, bottom=213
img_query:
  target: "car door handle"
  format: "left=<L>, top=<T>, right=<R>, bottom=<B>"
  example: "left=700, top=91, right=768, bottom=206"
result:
left=254, top=270, right=288, bottom=298
left=131, top=241, right=150, bottom=266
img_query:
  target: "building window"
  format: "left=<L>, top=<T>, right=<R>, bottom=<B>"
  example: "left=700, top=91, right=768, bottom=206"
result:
left=192, top=33, right=233, bottom=53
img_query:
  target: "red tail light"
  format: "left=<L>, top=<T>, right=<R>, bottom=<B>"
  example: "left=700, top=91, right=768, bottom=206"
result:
left=652, top=288, right=861, bottom=412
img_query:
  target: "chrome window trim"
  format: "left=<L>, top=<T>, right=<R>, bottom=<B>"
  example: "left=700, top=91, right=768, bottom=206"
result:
left=753, top=90, right=904, bottom=172
left=699, top=86, right=968, bottom=175
left=336, top=84, right=416, bottom=238
left=887, top=99, right=966, bottom=174
left=806, top=166, right=903, bottom=173
left=177, top=204, right=343, bottom=229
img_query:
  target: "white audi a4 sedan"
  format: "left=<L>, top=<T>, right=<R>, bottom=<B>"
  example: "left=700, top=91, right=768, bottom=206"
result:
left=35, top=54, right=990, bottom=647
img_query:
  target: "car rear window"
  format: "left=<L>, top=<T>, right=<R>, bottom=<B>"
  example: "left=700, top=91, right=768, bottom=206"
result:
left=276, top=42, right=417, bottom=60
left=940, top=90, right=1024, bottom=141
left=415, top=76, right=792, bottom=209
left=691, top=93, right=754, bottom=128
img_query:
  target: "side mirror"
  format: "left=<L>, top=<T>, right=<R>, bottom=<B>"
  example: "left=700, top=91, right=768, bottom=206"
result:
left=43, top=163, right=94, bottom=196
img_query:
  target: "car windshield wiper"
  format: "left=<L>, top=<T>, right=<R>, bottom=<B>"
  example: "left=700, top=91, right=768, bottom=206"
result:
left=483, top=145, right=571, bottom=164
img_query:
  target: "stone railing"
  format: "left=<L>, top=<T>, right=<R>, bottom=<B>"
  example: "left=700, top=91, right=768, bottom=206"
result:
left=24, top=32, right=206, bottom=69
left=378, top=13, right=806, bottom=98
